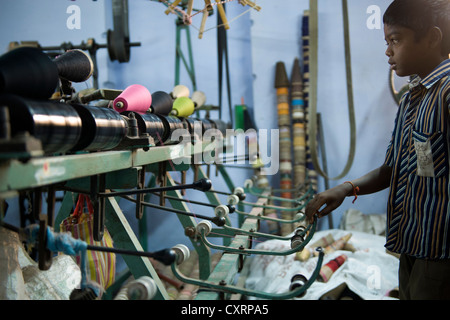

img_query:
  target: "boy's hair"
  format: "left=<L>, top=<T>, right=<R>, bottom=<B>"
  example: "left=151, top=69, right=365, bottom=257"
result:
left=383, top=0, right=450, bottom=56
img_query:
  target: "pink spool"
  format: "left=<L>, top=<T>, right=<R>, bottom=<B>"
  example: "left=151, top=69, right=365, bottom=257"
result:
left=113, top=84, right=152, bottom=114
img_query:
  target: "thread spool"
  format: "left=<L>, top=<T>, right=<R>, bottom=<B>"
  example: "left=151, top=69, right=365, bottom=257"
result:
left=1, top=94, right=82, bottom=153
left=113, top=84, right=152, bottom=114
left=127, top=276, right=157, bottom=300
left=196, top=220, right=212, bottom=236
left=233, top=187, right=246, bottom=200
left=289, top=274, right=308, bottom=298
left=171, top=84, right=190, bottom=99
left=318, top=254, right=348, bottom=283
left=171, top=97, right=195, bottom=117
left=227, top=194, right=239, bottom=205
left=121, top=111, right=165, bottom=143
left=214, top=204, right=229, bottom=219
left=191, top=91, right=206, bottom=108
left=149, top=91, right=173, bottom=115
left=0, top=47, right=59, bottom=99
left=321, top=233, right=352, bottom=255
left=71, top=104, right=127, bottom=151
left=211, top=119, right=229, bottom=136
left=172, top=244, right=190, bottom=265
left=244, top=179, right=253, bottom=189
left=290, top=226, right=306, bottom=249
left=199, top=118, right=216, bottom=133
left=53, top=49, right=94, bottom=83
left=155, top=114, right=186, bottom=145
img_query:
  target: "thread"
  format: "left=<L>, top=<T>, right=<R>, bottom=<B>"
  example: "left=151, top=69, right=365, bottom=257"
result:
left=53, top=49, right=94, bottom=83
left=113, top=84, right=152, bottom=114
left=71, top=104, right=127, bottom=151
left=149, top=91, right=173, bottom=115
left=124, top=111, right=165, bottom=142
left=290, top=57, right=306, bottom=187
left=155, top=114, right=186, bottom=145
left=289, top=274, right=308, bottom=298
left=191, top=91, right=206, bottom=108
left=318, top=254, right=347, bottom=283
left=115, top=276, right=157, bottom=300
left=1, top=93, right=82, bottom=153
left=171, top=96, right=195, bottom=117
left=275, top=61, right=294, bottom=235
left=0, top=47, right=59, bottom=99
left=171, top=84, right=190, bottom=99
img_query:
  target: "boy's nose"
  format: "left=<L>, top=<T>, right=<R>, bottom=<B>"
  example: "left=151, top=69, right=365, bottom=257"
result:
left=385, top=46, right=393, bottom=57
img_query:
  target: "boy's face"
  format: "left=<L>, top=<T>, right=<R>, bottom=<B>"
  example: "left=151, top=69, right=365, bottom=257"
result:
left=384, top=24, right=432, bottom=78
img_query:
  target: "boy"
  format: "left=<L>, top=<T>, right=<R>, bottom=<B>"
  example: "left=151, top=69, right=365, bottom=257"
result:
left=305, top=0, right=450, bottom=299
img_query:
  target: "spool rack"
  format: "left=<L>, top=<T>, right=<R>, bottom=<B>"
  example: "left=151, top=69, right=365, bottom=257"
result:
left=0, top=140, right=276, bottom=300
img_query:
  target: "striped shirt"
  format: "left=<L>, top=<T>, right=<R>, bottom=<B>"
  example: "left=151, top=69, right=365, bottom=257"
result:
left=384, top=59, right=450, bottom=259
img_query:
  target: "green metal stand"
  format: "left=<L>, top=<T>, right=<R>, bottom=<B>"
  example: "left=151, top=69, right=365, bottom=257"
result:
left=175, top=17, right=197, bottom=89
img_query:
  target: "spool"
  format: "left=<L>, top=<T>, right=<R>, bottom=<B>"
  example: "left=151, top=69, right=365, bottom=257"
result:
left=1, top=94, right=82, bottom=153
left=171, top=84, right=190, bottom=99
left=113, top=84, right=152, bottom=114
left=149, top=91, right=173, bottom=115
left=183, top=117, right=202, bottom=136
left=121, top=111, right=165, bottom=143
left=199, top=118, right=216, bottom=133
left=210, top=119, right=229, bottom=136
left=155, top=114, right=186, bottom=145
left=0, top=47, right=59, bottom=99
left=126, top=276, right=157, bottom=300
left=233, top=187, right=245, bottom=200
left=290, top=226, right=306, bottom=249
left=171, top=97, right=195, bottom=117
left=196, top=220, right=212, bottom=236
left=191, top=91, right=206, bottom=108
left=289, top=274, right=308, bottom=298
left=318, top=254, right=348, bottom=283
left=53, top=49, right=94, bottom=83
left=71, top=104, right=127, bottom=151
left=214, top=205, right=229, bottom=218
left=227, top=194, right=239, bottom=205
left=172, top=244, right=190, bottom=265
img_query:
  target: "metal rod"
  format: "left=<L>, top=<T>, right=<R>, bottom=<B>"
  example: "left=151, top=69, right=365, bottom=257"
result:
left=120, top=194, right=225, bottom=226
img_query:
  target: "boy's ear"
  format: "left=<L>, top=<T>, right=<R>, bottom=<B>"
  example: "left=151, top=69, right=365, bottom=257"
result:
left=427, top=26, right=443, bottom=50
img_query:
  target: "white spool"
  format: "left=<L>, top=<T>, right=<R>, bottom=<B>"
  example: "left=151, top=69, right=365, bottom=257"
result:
left=171, top=84, right=190, bottom=99
left=127, top=276, right=157, bottom=300
left=191, top=91, right=206, bottom=108
left=295, top=212, right=306, bottom=224
left=214, top=204, right=229, bottom=218
left=196, top=220, right=212, bottom=236
left=114, top=276, right=157, bottom=300
left=243, top=179, right=253, bottom=189
left=172, top=244, right=190, bottom=265
left=227, top=194, right=239, bottom=205
left=233, top=187, right=244, bottom=196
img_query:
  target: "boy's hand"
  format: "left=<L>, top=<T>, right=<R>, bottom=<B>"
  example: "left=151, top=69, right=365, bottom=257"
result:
left=305, top=183, right=352, bottom=224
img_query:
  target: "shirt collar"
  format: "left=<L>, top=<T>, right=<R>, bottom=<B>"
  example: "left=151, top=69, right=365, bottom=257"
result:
left=409, top=59, right=450, bottom=90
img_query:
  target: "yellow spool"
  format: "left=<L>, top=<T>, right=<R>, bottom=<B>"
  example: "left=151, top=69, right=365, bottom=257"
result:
left=171, top=97, right=195, bottom=117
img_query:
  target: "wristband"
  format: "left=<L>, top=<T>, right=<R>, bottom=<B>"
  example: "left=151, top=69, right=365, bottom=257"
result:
left=344, top=181, right=360, bottom=204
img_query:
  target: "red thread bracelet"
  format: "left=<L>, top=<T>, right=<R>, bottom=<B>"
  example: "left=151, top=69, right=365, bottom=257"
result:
left=344, top=181, right=360, bottom=204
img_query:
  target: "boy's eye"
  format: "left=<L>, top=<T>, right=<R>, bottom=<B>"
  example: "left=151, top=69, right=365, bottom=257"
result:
left=385, top=38, right=399, bottom=46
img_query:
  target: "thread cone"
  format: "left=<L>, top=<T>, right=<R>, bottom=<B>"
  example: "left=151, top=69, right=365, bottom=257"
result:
left=113, top=84, right=152, bottom=114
